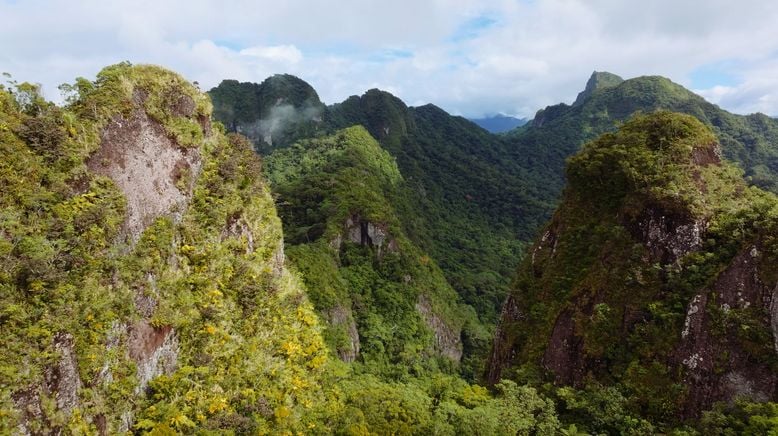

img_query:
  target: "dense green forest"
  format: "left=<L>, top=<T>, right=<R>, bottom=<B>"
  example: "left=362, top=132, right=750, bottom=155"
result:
left=0, top=63, right=577, bottom=435
left=207, top=71, right=778, bottom=433
left=490, top=111, right=778, bottom=433
left=2, top=62, right=777, bottom=434
left=210, top=71, right=778, bottom=336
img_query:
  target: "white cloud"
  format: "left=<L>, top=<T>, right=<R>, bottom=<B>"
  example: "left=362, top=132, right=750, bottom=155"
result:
left=1, top=0, right=778, bottom=117
left=240, top=45, right=303, bottom=64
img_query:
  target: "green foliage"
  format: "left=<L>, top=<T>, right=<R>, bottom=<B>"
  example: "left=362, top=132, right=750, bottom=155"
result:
left=208, top=75, right=325, bottom=151
left=498, top=112, right=778, bottom=431
left=265, top=126, right=490, bottom=379
left=557, top=385, right=655, bottom=435
left=567, top=111, right=717, bottom=214
left=333, top=374, right=560, bottom=435
left=0, top=64, right=338, bottom=434
left=699, top=401, right=778, bottom=435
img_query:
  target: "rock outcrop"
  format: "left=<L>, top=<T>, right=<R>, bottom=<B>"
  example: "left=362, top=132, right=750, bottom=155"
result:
left=328, top=305, right=361, bottom=362
left=416, top=296, right=464, bottom=361
left=487, top=112, right=778, bottom=420
left=88, top=91, right=202, bottom=242
left=344, top=214, right=399, bottom=257
left=674, top=245, right=778, bottom=417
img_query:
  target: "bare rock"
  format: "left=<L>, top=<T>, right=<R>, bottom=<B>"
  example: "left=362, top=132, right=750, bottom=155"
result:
left=416, top=296, right=463, bottom=361
left=328, top=305, right=360, bottom=362
left=127, top=321, right=178, bottom=394
left=12, top=333, right=83, bottom=435
left=630, top=209, right=704, bottom=264
left=486, top=295, right=522, bottom=384
left=221, top=214, right=255, bottom=254
left=674, top=246, right=778, bottom=417
left=770, top=284, right=778, bottom=354
left=343, top=214, right=398, bottom=257
left=88, top=104, right=201, bottom=242
left=48, top=333, right=82, bottom=415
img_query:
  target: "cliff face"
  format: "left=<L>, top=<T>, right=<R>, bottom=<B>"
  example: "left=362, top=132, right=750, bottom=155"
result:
left=1, top=64, right=332, bottom=434
left=208, top=75, right=325, bottom=150
left=488, top=112, right=778, bottom=421
left=265, top=126, right=470, bottom=371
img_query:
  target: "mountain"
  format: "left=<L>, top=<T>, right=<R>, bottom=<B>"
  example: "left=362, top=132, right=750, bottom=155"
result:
left=264, top=125, right=491, bottom=377
left=323, top=91, right=553, bottom=322
left=207, top=71, right=778, bottom=432
left=210, top=73, right=778, bottom=333
left=572, top=71, right=624, bottom=105
left=0, top=63, right=334, bottom=433
left=209, top=75, right=325, bottom=151
left=506, top=71, right=778, bottom=202
left=210, top=84, right=552, bottom=329
left=0, top=63, right=571, bottom=435
left=469, top=115, right=528, bottom=133
left=488, top=112, right=778, bottom=429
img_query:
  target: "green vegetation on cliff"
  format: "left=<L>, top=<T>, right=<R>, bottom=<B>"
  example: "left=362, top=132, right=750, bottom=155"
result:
left=0, top=64, right=335, bottom=434
left=0, top=64, right=569, bottom=435
left=265, top=125, right=492, bottom=380
left=490, top=111, right=778, bottom=433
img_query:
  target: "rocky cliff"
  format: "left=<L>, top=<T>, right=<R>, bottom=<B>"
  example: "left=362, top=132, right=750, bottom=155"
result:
left=264, top=126, right=471, bottom=371
left=488, top=112, right=778, bottom=422
left=0, top=63, right=332, bottom=434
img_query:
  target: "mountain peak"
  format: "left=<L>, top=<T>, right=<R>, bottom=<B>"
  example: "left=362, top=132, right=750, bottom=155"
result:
left=573, top=71, right=624, bottom=105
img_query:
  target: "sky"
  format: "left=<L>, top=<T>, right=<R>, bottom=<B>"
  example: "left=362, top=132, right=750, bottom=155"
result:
left=2, top=0, right=778, bottom=118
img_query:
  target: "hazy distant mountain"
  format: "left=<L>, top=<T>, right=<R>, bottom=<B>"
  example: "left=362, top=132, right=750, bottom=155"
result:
left=468, top=114, right=528, bottom=133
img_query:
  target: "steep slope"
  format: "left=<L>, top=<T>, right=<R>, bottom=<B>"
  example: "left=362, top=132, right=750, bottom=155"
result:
left=210, top=71, right=778, bottom=334
left=506, top=71, right=778, bottom=206
left=488, top=112, right=778, bottom=427
left=264, top=126, right=495, bottom=378
left=0, top=64, right=572, bottom=435
left=211, top=81, right=550, bottom=328
left=572, top=71, right=624, bottom=106
left=0, top=63, right=333, bottom=434
left=325, top=91, right=549, bottom=323
left=209, top=75, right=325, bottom=151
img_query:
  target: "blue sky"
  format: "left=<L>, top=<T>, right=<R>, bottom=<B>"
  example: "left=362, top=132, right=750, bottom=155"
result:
left=2, top=0, right=778, bottom=117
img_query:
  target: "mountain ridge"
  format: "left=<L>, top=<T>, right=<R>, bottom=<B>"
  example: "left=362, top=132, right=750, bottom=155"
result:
left=488, top=111, right=778, bottom=426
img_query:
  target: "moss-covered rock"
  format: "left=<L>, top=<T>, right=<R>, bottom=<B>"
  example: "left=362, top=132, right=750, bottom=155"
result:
left=0, top=63, right=335, bottom=434
left=488, top=112, right=778, bottom=427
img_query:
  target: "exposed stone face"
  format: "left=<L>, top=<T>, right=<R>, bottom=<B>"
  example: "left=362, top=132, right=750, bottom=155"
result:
left=490, top=205, right=777, bottom=417
left=542, top=308, right=588, bottom=386
left=691, top=145, right=722, bottom=166
left=88, top=93, right=201, bottom=242
left=328, top=305, right=360, bottom=362
left=629, top=208, right=705, bottom=265
left=271, top=237, right=286, bottom=278
left=12, top=333, right=83, bottom=435
left=11, top=387, right=43, bottom=436
left=673, top=246, right=778, bottom=418
left=344, top=214, right=398, bottom=257
left=486, top=295, right=522, bottom=384
left=49, top=333, right=82, bottom=415
left=416, top=296, right=463, bottom=362
left=127, top=321, right=179, bottom=394
left=771, top=285, right=778, bottom=354
left=221, top=214, right=256, bottom=254
left=530, top=222, right=561, bottom=278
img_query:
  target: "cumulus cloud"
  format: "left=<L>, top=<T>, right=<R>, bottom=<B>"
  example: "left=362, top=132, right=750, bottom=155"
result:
left=1, top=0, right=778, bottom=117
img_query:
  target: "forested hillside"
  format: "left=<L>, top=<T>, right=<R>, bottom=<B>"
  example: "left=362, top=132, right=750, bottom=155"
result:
left=0, top=64, right=568, bottom=435
left=210, top=72, right=778, bottom=337
left=505, top=72, right=778, bottom=202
